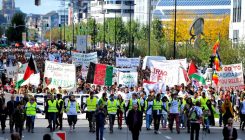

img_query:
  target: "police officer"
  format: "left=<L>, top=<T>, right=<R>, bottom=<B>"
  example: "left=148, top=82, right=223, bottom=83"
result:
left=86, top=91, right=98, bottom=133
left=57, top=94, right=64, bottom=130
left=47, top=95, right=58, bottom=132
left=25, top=97, right=37, bottom=133
left=107, top=94, right=118, bottom=133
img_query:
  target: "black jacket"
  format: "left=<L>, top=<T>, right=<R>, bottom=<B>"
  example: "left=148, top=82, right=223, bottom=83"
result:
left=126, top=109, right=143, bottom=131
left=7, top=100, right=17, bottom=115
left=223, top=126, right=237, bottom=140
left=13, top=108, right=25, bottom=126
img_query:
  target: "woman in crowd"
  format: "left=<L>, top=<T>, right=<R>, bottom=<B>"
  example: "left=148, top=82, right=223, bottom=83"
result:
left=222, top=96, right=234, bottom=126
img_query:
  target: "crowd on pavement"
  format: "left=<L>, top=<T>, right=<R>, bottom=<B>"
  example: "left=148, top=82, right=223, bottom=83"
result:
left=0, top=47, right=245, bottom=140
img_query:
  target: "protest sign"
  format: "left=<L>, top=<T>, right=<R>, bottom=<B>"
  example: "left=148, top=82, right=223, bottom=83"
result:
left=116, top=57, right=140, bottom=67
left=72, top=52, right=98, bottom=66
left=5, top=66, right=18, bottom=79
left=142, top=56, right=166, bottom=70
left=118, top=72, right=138, bottom=87
left=217, top=63, right=244, bottom=90
left=143, top=80, right=166, bottom=95
left=44, top=61, right=76, bottom=91
left=76, top=35, right=86, bottom=52
left=149, top=59, right=187, bottom=87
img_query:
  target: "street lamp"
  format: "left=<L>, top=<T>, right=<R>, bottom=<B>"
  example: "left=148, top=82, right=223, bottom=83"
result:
left=148, top=0, right=151, bottom=56
left=173, top=0, right=177, bottom=59
left=129, top=1, right=136, bottom=58
left=114, top=11, right=117, bottom=59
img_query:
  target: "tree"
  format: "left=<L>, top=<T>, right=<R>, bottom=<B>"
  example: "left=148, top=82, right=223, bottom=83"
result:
left=6, top=13, right=26, bottom=42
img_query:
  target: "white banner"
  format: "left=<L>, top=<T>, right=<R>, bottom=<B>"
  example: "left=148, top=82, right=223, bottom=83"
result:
left=5, top=66, right=18, bottom=79
left=149, top=59, right=187, bottom=87
left=72, top=52, right=98, bottom=66
left=118, top=72, right=138, bottom=87
left=17, top=73, right=40, bottom=87
left=44, top=61, right=76, bottom=91
left=116, top=57, right=140, bottom=67
left=142, top=56, right=166, bottom=70
left=143, top=81, right=166, bottom=95
left=217, top=63, right=244, bottom=90
left=76, top=35, right=87, bottom=52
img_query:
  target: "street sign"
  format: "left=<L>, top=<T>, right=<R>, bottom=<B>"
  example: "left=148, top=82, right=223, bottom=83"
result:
left=53, top=131, right=66, bottom=140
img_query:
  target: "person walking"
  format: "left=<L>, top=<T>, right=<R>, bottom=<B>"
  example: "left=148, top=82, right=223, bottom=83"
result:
left=145, top=95, right=153, bottom=130
left=189, top=101, right=203, bottom=140
left=107, top=94, right=118, bottom=133
left=222, top=97, right=234, bottom=126
left=126, top=104, right=143, bottom=140
left=86, top=91, right=98, bottom=133
left=13, top=102, right=25, bottom=138
left=7, top=95, right=17, bottom=133
left=57, top=94, right=64, bottom=130
left=95, top=104, right=106, bottom=140
left=47, top=95, right=58, bottom=132
left=25, top=97, right=37, bottom=133
left=223, top=118, right=237, bottom=140
left=168, top=92, right=180, bottom=134
left=66, top=95, right=79, bottom=132
left=240, top=96, right=245, bottom=131
left=117, top=94, right=124, bottom=130
left=0, top=105, right=7, bottom=133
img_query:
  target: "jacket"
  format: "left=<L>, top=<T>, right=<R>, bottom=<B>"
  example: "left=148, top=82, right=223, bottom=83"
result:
left=126, top=109, right=143, bottom=131
left=13, top=108, right=26, bottom=126
left=95, top=108, right=106, bottom=127
left=7, top=100, right=17, bottom=115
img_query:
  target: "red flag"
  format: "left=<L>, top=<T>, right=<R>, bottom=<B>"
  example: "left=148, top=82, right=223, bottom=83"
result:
left=93, top=64, right=107, bottom=85
left=188, top=61, right=198, bottom=76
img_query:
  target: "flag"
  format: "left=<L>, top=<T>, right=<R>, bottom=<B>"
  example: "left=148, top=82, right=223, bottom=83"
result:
left=15, top=55, right=38, bottom=88
left=214, top=52, right=222, bottom=71
left=212, top=72, right=219, bottom=85
left=86, top=62, right=113, bottom=86
left=212, top=39, right=220, bottom=55
left=188, top=61, right=206, bottom=85
left=179, top=63, right=189, bottom=82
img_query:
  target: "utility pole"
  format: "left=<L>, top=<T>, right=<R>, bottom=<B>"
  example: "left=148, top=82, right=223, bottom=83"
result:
left=72, top=0, right=75, bottom=48
left=148, top=0, right=151, bottom=56
left=129, top=1, right=132, bottom=58
left=173, top=0, right=177, bottom=59
left=103, top=0, right=106, bottom=50
left=64, top=0, right=66, bottom=44
left=114, top=12, right=117, bottom=59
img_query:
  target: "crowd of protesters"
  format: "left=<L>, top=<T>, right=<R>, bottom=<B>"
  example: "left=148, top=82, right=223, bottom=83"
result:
left=0, top=46, right=244, bottom=140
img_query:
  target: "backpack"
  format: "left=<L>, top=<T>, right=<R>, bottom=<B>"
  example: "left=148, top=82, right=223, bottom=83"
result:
left=189, top=108, right=199, bottom=121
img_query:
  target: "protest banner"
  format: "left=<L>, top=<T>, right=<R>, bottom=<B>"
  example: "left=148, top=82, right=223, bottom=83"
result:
left=149, top=59, right=187, bottom=87
left=76, top=35, right=86, bottom=52
left=142, top=56, right=166, bottom=70
left=72, top=52, right=98, bottom=66
left=143, top=80, right=166, bottom=95
left=5, top=66, right=18, bottom=79
left=116, top=57, right=140, bottom=67
left=118, top=72, right=138, bottom=87
left=217, top=63, right=244, bottom=90
left=44, top=61, right=76, bottom=91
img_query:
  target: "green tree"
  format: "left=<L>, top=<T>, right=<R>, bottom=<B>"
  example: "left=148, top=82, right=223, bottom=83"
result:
left=6, top=13, right=26, bottom=42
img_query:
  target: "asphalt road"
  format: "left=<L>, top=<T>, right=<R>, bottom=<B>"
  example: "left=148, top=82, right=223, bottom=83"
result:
left=0, top=119, right=244, bottom=140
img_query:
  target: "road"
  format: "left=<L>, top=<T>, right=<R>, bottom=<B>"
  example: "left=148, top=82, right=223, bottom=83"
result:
left=0, top=119, right=244, bottom=140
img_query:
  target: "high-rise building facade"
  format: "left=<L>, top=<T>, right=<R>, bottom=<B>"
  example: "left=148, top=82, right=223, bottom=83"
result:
left=229, top=0, right=245, bottom=43
left=2, top=0, right=15, bottom=23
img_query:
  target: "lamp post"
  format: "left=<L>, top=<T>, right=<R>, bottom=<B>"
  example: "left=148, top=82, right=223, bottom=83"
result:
left=148, top=0, right=151, bottom=56
left=173, top=0, right=177, bottom=59
left=114, top=12, right=117, bottom=59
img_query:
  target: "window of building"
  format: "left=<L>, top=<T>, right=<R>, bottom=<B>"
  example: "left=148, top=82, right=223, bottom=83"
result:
left=233, top=0, right=242, bottom=22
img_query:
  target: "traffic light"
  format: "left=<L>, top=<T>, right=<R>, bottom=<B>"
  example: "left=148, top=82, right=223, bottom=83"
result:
left=209, top=56, right=215, bottom=68
left=35, top=0, right=41, bottom=6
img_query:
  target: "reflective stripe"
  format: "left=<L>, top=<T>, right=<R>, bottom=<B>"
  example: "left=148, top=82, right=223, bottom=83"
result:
left=48, top=100, right=58, bottom=113
left=26, top=102, right=37, bottom=116
left=108, top=100, right=117, bottom=114
left=58, top=99, right=64, bottom=112
left=86, top=97, right=97, bottom=111
left=129, top=99, right=141, bottom=111
left=66, top=101, right=79, bottom=112
left=153, top=100, right=162, bottom=111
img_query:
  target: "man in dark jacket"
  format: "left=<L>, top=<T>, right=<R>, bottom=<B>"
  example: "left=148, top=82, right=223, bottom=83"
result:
left=95, top=104, right=106, bottom=140
left=7, top=95, right=17, bottom=133
left=126, top=104, right=143, bottom=140
left=13, top=102, right=25, bottom=138
left=0, top=105, right=7, bottom=133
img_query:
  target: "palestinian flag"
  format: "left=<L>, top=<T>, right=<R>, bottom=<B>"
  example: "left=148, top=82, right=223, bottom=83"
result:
left=212, top=72, right=219, bottom=85
left=188, top=61, right=206, bottom=85
left=15, top=55, right=38, bottom=88
left=86, top=62, right=113, bottom=86
left=179, top=63, right=189, bottom=82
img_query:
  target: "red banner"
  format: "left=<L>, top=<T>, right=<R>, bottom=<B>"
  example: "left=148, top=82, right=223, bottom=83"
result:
left=93, top=64, right=106, bottom=85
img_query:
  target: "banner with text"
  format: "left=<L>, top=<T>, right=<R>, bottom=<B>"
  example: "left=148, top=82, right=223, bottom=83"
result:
left=217, top=63, right=244, bottom=90
left=72, top=52, right=98, bottom=66
left=44, top=61, right=76, bottom=91
left=118, top=72, right=138, bottom=87
left=149, top=59, right=187, bottom=87
left=5, top=66, right=18, bottom=79
left=116, top=57, right=140, bottom=67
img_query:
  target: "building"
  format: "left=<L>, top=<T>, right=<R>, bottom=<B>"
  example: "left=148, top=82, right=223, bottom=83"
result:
left=2, top=0, right=15, bottom=23
left=229, top=0, right=245, bottom=43
left=57, top=9, right=68, bottom=26
left=153, top=0, right=231, bottom=21
left=134, top=0, right=151, bottom=25
left=89, top=0, right=134, bottom=23
left=26, top=14, right=42, bottom=29
left=42, top=11, right=59, bottom=28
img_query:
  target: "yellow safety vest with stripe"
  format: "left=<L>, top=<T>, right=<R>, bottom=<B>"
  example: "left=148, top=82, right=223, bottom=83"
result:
left=153, top=99, right=162, bottom=111
left=66, top=101, right=80, bottom=112
left=99, top=98, right=107, bottom=106
left=128, top=99, right=141, bottom=111
left=192, top=97, right=198, bottom=105
left=200, top=97, right=208, bottom=108
left=48, top=100, right=58, bottom=113
left=107, top=100, right=118, bottom=114
left=118, top=100, right=125, bottom=112
left=58, top=99, right=64, bottom=112
left=86, top=97, right=97, bottom=111
left=26, top=102, right=37, bottom=116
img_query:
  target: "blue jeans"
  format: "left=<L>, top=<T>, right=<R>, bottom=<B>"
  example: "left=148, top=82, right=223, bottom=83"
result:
left=48, top=113, right=57, bottom=131
left=204, top=117, right=210, bottom=129
left=26, top=116, right=35, bottom=130
left=146, top=114, right=152, bottom=129
left=96, top=125, right=104, bottom=140
left=219, top=114, right=223, bottom=126
left=161, top=114, right=168, bottom=128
